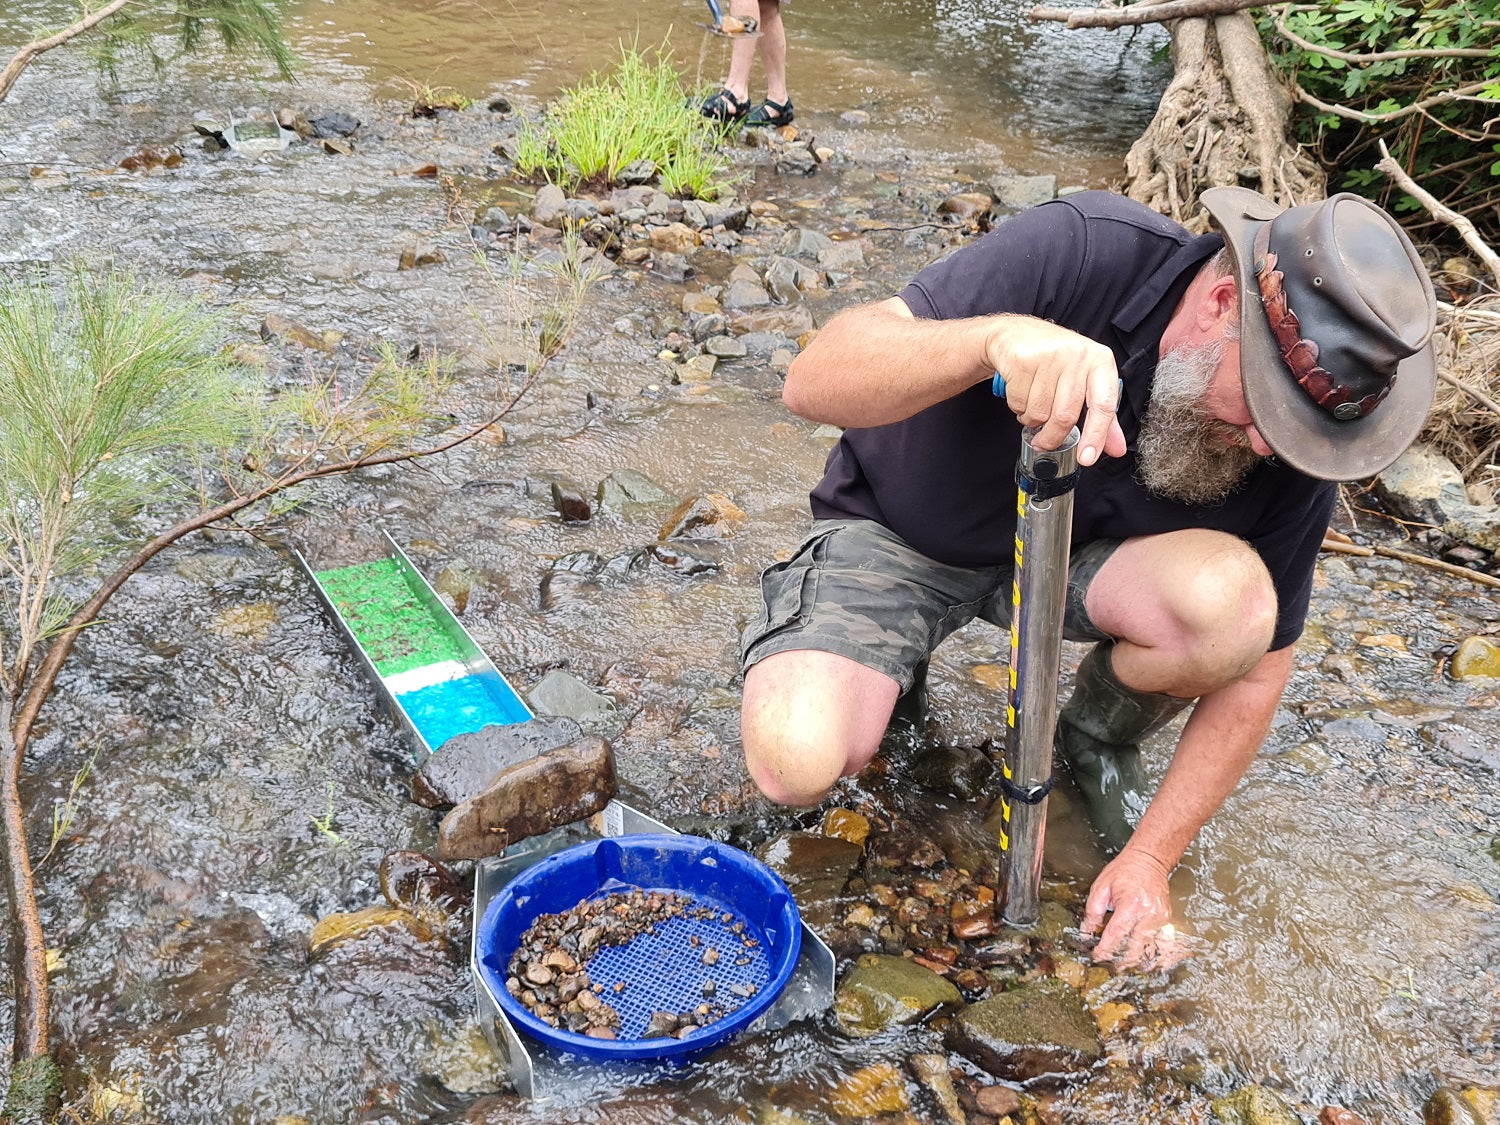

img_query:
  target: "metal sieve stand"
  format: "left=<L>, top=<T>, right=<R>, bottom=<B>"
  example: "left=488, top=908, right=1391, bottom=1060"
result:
left=990, top=425, right=1080, bottom=928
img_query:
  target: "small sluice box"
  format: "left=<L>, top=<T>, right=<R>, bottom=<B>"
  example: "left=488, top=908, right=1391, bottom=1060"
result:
left=294, top=530, right=532, bottom=759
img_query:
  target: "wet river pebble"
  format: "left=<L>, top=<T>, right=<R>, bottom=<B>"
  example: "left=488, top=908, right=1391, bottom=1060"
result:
left=503, top=888, right=760, bottom=1039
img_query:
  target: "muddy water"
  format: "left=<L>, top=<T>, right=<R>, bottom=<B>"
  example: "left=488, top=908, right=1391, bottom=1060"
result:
left=281, top=0, right=1167, bottom=183
left=0, top=4, right=1497, bottom=1124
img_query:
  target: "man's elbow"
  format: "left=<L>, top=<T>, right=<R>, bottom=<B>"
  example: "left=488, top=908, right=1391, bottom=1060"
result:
left=781, top=355, right=820, bottom=418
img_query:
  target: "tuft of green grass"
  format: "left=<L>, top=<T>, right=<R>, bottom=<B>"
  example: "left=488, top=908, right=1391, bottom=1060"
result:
left=393, top=76, right=473, bottom=117
left=514, top=41, right=739, bottom=200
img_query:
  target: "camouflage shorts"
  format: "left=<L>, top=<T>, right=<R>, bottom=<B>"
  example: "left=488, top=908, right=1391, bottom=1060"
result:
left=739, top=519, right=1119, bottom=693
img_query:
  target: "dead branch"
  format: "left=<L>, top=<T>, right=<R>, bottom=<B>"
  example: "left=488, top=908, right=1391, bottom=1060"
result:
left=1322, top=535, right=1500, bottom=589
left=1438, top=369, right=1500, bottom=421
left=1030, top=0, right=1264, bottom=28
left=0, top=691, right=48, bottom=1061
left=1295, top=78, right=1497, bottom=127
left=1375, top=140, right=1500, bottom=292
left=0, top=0, right=135, bottom=105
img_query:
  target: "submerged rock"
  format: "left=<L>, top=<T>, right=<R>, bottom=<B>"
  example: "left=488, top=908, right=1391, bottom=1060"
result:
left=946, top=977, right=1102, bottom=1082
left=830, top=1063, right=910, bottom=1115
left=833, top=953, right=962, bottom=1036
left=756, top=830, right=863, bottom=913
left=437, top=735, right=617, bottom=859
left=423, top=1019, right=508, bottom=1095
left=908, top=1053, right=967, bottom=1125
left=1212, top=1085, right=1303, bottom=1125
left=658, top=494, right=747, bottom=541
left=527, top=669, right=617, bottom=724
left=821, top=807, right=871, bottom=847
left=1450, top=636, right=1500, bottom=681
left=307, top=905, right=433, bottom=959
left=1423, top=1086, right=1489, bottom=1125
left=596, top=469, right=678, bottom=515
left=378, top=850, right=469, bottom=920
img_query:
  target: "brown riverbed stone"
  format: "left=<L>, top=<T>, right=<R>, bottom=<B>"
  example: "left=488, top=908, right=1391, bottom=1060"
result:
left=830, top=1062, right=910, bottom=1116
left=947, top=977, right=1102, bottom=1082
left=1424, top=1086, right=1490, bottom=1125
left=1451, top=636, right=1500, bottom=680
left=975, top=1084, right=1023, bottom=1118
left=821, top=807, right=871, bottom=847
left=1212, top=1084, right=1302, bottom=1125
left=658, top=493, right=747, bottom=540
left=436, top=736, right=617, bottom=859
left=307, top=905, right=432, bottom=959
left=412, top=716, right=584, bottom=808
left=833, top=952, right=962, bottom=1037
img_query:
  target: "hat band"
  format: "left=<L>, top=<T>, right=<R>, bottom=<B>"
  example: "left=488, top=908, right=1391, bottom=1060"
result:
left=1253, top=229, right=1393, bottom=422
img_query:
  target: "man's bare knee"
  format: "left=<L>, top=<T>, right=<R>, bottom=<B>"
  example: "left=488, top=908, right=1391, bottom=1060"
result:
left=1091, top=530, right=1278, bottom=695
left=1172, top=538, right=1277, bottom=673
left=739, top=650, right=899, bottom=806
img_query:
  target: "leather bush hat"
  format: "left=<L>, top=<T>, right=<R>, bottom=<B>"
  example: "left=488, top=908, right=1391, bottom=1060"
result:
left=1200, top=186, right=1437, bottom=481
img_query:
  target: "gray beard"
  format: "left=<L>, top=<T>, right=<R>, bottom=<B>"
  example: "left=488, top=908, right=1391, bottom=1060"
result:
left=1136, top=341, right=1263, bottom=506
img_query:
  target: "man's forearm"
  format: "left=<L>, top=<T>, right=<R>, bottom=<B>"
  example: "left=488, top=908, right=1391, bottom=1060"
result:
left=783, top=296, right=1127, bottom=462
left=1123, top=645, right=1295, bottom=871
left=782, top=297, right=997, bottom=428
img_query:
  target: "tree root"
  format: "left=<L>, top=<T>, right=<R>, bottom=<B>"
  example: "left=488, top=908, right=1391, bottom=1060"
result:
left=1123, top=13, right=1323, bottom=229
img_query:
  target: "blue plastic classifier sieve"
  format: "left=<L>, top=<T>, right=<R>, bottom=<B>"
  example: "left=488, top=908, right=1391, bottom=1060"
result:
left=475, top=834, right=802, bottom=1061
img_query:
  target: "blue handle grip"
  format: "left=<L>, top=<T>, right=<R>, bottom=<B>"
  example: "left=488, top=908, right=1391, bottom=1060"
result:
left=992, top=372, right=1124, bottom=404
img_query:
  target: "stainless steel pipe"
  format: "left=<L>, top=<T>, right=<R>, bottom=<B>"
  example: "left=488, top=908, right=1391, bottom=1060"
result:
left=997, top=425, right=1080, bottom=927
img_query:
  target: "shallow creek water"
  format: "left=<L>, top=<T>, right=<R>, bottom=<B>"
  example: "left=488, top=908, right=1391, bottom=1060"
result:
left=0, top=3, right=1497, bottom=1123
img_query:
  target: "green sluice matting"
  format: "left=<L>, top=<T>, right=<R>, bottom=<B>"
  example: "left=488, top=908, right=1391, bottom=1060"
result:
left=314, top=557, right=466, bottom=676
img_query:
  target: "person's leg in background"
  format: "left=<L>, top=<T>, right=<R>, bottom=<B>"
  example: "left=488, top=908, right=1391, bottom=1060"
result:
left=744, top=0, right=792, bottom=126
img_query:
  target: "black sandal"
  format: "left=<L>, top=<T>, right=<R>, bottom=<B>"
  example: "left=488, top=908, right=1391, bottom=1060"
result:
left=746, top=98, right=794, bottom=127
left=700, top=88, right=749, bottom=123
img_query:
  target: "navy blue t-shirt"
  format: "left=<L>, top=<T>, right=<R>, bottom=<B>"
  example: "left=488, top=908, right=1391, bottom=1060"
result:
left=808, top=192, right=1337, bottom=650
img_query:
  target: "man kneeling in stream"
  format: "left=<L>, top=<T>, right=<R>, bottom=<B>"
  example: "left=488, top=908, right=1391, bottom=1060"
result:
left=738, top=188, right=1437, bottom=966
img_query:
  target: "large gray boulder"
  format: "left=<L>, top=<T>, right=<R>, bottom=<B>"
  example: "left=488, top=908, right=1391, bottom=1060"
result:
left=1374, top=443, right=1500, bottom=552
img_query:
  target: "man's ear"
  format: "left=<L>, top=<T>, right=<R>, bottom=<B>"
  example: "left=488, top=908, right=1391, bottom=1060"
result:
left=1197, top=274, right=1239, bottom=331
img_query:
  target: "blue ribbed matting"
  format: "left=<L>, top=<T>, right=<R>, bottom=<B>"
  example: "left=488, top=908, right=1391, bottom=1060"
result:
left=585, top=907, right=771, bottom=1039
left=395, top=674, right=530, bottom=749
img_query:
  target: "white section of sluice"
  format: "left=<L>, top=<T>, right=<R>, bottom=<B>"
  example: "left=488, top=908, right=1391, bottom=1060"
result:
left=383, top=660, right=470, bottom=695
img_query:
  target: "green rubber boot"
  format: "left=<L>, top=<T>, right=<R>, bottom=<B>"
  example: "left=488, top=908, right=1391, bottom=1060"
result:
left=889, top=656, right=929, bottom=734
left=1055, top=643, right=1191, bottom=852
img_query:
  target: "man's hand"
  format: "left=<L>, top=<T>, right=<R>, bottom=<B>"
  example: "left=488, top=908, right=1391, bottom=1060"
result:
left=984, top=317, right=1127, bottom=467
left=1081, top=846, right=1183, bottom=969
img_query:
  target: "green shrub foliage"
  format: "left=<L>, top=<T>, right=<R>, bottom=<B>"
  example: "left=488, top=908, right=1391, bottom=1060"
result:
left=1264, top=1, right=1500, bottom=248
